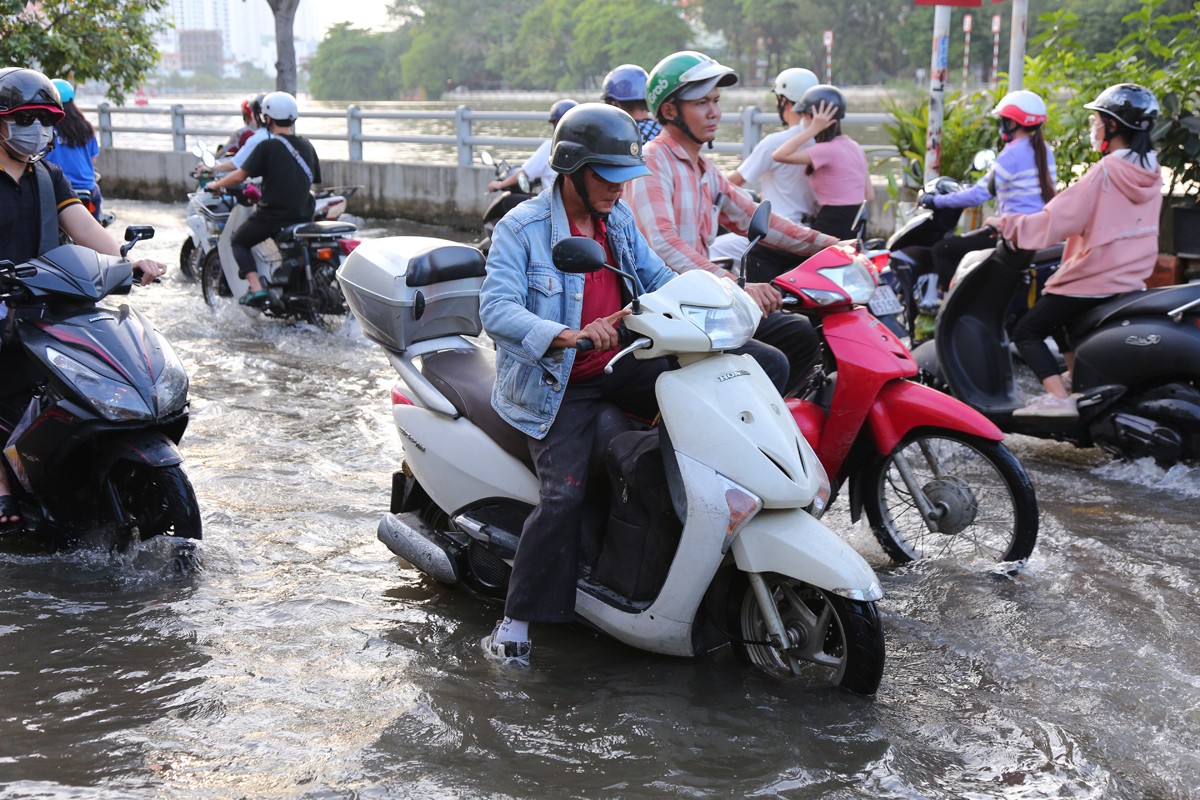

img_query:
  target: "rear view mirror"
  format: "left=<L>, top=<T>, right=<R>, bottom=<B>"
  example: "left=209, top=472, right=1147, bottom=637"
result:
left=972, top=149, right=997, bottom=172
left=747, top=201, right=771, bottom=244
left=552, top=237, right=606, bottom=274
left=480, top=151, right=495, bottom=167
left=124, top=225, right=155, bottom=242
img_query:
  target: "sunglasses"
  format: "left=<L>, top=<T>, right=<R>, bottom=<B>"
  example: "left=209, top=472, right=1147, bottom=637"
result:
left=6, top=109, right=60, bottom=127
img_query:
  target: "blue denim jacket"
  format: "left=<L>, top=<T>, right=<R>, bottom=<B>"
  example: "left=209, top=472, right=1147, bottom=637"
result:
left=480, top=183, right=675, bottom=439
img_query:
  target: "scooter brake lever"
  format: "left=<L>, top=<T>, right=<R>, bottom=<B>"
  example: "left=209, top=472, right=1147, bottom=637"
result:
left=603, top=337, right=652, bottom=375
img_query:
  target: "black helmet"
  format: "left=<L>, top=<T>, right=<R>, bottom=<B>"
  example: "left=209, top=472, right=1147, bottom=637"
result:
left=548, top=98, right=579, bottom=125
left=0, top=67, right=65, bottom=120
left=1083, top=83, right=1159, bottom=131
left=797, top=84, right=846, bottom=119
left=250, top=93, right=267, bottom=126
left=550, top=103, right=651, bottom=183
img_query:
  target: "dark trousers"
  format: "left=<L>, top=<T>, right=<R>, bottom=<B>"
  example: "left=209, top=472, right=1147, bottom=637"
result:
left=505, top=356, right=670, bottom=623
left=812, top=204, right=862, bottom=240
left=930, top=228, right=998, bottom=291
left=1011, top=293, right=1110, bottom=381
left=751, top=311, right=821, bottom=394
left=231, top=213, right=287, bottom=279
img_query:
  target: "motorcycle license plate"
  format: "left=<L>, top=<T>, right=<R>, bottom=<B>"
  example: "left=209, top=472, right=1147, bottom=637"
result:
left=868, top=284, right=904, bottom=316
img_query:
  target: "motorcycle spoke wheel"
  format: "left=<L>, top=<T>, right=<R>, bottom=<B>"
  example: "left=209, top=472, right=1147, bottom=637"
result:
left=865, top=432, right=1038, bottom=567
left=200, top=249, right=232, bottom=308
left=179, top=240, right=199, bottom=281
left=303, top=262, right=348, bottom=331
left=110, top=463, right=202, bottom=542
left=732, top=575, right=885, bottom=695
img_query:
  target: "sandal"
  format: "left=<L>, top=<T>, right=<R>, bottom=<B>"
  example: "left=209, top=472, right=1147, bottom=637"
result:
left=239, top=289, right=270, bottom=307
left=0, top=494, right=24, bottom=536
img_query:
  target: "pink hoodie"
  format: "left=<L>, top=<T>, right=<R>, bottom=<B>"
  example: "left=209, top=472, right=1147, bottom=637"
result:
left=997, top=153, right=1162, bottom=296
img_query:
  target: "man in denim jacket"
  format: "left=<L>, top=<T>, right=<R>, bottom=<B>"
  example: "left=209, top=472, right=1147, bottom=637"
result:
left=478, top=104, right=785, bottom=664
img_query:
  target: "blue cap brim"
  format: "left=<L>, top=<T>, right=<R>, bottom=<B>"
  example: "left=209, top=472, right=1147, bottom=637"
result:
left=591, top=162, right=652, bottom=183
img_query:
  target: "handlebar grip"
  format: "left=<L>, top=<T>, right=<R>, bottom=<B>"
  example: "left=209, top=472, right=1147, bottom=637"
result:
left=576, top=337, right=595, bottom=352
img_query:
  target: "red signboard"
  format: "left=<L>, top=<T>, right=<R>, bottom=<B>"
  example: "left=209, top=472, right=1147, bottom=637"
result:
left=914, top=0, right=1002, bottom=6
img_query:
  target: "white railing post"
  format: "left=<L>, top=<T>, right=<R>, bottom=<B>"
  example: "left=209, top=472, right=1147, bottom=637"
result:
left=455, top=105, right=472, bottom=167
left=347, top=105, right=362, bottom=161
left=741, top=105, right=760, bottom=162
left=172, top=105, right=187, bottom=151
left=98, top=102, right=113, bottom=148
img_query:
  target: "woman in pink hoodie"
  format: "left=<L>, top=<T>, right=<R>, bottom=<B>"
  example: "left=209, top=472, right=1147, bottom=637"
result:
left=989, top=83, right=1163, bottom=418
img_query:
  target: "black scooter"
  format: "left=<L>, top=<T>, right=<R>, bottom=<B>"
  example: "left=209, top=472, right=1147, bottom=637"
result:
left=918, top=237, right=1200, bottom=464
left=0, top=228, right=201, bottom=551
left=475, top=151, right=536, bottom=256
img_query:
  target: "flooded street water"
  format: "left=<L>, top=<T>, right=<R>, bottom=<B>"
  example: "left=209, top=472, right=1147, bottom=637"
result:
left=1, top=200, right=1198, bottom=799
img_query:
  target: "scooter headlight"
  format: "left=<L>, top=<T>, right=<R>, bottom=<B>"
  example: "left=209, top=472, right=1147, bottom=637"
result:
left=806, top=449, right=833, bottom=519
left=152, top=334, right=189, bottom=414
left=816, top=257, right=879, bottom=305
left=680, top=302, right=757, bottom=350
left=46, top=346, right=153, bottom=421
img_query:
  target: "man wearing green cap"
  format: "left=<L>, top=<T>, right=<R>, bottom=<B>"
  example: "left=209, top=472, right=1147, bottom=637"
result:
left=630, top=51, right=840, bottom=392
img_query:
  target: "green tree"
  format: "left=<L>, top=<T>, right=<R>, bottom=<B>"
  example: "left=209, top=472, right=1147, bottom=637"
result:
left=568, top=0, right=688, bottom=87
left=0, top=0, right=168, bottom=104
left=509, top=0, right=578, bottom=90
left=396, top=0, right=536, bottom=92
left=309, top=23, right=397, bottom=100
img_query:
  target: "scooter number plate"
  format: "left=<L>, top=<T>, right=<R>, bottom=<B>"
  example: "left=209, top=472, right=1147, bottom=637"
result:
left=868, top=284, right=904, bottom=316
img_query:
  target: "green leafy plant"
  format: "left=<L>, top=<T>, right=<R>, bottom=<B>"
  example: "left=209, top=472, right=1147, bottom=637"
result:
left=881, top=89, right=1000, bottom=194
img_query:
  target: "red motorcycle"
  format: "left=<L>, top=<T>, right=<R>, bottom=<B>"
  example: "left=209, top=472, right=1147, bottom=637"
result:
left=772, top=244, right=1039, bottom=567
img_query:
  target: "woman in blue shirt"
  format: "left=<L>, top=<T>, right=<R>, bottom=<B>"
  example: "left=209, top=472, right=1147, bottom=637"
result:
left=43, top=79, right=103, bottom=221
left=924, top=90, right=1057, bottom=290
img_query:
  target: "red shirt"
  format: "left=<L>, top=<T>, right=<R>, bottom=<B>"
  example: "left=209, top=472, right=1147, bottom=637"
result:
left=568, top=216, right=623, bottom=382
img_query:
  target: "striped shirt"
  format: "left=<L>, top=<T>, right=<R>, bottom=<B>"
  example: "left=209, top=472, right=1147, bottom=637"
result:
left=626, top=134, right=837, bottom=277
left=936, top=137, right=1056, bottom=215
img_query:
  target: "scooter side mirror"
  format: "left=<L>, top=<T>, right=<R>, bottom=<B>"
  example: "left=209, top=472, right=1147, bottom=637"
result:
left=553, top=237, right=606, bottom=274
left=517, top=171, right=532, bottom=194
left=972, top=149, right=997, bottom=172
left=480, top=151, right=495, bottom=168
left=739, top=201, right=772, bottom=286
left=553, top=236, right=642, bottom=313
left=124, top=225, right=155, bottom=243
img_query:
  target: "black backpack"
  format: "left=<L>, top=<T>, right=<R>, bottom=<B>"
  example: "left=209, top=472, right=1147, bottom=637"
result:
left=591, top=428, right=683, bottom=601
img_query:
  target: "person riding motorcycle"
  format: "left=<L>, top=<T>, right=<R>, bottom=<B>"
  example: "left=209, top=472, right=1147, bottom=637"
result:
left=42, top=79, right=105, bottom=223
left=986, top=83, right=1162, bottom=418
left=207, top=93, right=266, bottom=174
left=0, top=67, right=167, bottom=534
left=922, top=89, right=1057, bottom=291
left=486, top=99, right=578, bottom=193
left=726, top=67, right=820, bottom=224
left=204, top=91, right=321, bottom=307
left=216, top=94, right=262, bottom=159
left=627, top=50, right=838, bottom=393
left=771, top=84, right=875, bottom=240
left=600, top=64, right=660, bottom=144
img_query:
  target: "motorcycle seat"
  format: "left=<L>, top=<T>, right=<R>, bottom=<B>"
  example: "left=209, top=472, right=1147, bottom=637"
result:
left=283, top=221, right=358, bottom=238
left=421, top=346, right=535, bottom=471
left=1067, top=284, right=1200, bottom=337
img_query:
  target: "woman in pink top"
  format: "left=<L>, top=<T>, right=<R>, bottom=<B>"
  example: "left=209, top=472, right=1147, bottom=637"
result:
left=772, top=84, right=874, bottom=239
left=988, top=83, right=1163, bottom=418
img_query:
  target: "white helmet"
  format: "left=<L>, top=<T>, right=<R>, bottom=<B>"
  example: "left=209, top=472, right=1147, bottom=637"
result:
left=773, top=68, right=820, bottom=103
left=261, top=91, right=298, bottom=125
left=990, top=89, right=1047, bottom=127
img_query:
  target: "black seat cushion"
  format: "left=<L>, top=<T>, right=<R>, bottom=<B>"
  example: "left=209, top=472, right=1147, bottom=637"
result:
left=1068, top=285, right=1200, bottom=338
left=421, top=347, right=534, bottom=471
left=406, top=244, right=487, bottom=288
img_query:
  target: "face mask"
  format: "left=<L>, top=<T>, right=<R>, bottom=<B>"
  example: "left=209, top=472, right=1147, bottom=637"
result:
left=1090, top=116, right=1108, bottom=153
left=2, top=120, right=55, bottom=158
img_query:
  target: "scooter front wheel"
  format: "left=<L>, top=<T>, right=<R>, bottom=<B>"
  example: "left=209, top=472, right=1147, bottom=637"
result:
left=863, top=431, right=1038, bottom=567
left=730, top=575, right=885, bottom=695
left=200, top=249, right=232, bottom=308
left=179, top=240, right=199, bottom=282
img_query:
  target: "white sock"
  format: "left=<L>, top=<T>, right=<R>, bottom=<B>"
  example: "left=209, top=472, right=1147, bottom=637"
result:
left=496, top=617, right=529, bottom=643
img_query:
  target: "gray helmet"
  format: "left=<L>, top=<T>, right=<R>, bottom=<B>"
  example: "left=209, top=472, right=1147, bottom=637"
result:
left=550, top=103, right=651, bottom=183
left=548, top=98, right=578, bottom=125
left=798, top=84, right=846, bottom=119
left=0, top=67, right=64, bottom=120
left=1084, top=83, right=1159, bottom=132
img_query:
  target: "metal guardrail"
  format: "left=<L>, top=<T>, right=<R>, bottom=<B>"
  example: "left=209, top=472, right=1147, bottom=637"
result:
left=91, top=103, right=900, bottom=166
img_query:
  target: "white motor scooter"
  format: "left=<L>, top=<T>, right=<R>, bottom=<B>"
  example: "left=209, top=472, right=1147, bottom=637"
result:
left=338, top=207, right=886, bottom=694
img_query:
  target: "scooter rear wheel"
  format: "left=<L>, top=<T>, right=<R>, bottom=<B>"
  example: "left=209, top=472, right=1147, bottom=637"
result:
left=730, top=574, right=885, bottom=695
left=863, top=431, right=1038, bottom=568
